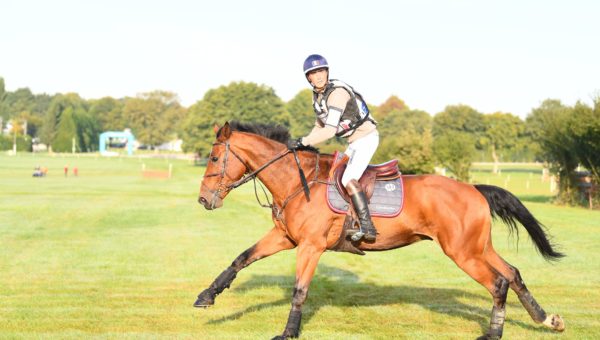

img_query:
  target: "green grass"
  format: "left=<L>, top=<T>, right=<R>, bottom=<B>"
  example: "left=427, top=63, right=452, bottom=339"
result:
left=470, top=163, right=556, bottom=204
left=1, top=154, right=599, bottom=339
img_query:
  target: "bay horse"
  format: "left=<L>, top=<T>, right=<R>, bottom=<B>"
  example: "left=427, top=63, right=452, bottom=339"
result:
left=195, top=121, right=565, bottom=339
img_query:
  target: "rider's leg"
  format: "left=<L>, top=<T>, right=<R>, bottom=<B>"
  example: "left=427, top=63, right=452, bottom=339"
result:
left=342, top=130, right=379, bottom=242
left=345, top=179, right=377, bottom=241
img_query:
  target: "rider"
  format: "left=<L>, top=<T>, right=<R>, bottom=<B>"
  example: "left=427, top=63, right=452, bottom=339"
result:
left=288, top=54, right=379, bottom=242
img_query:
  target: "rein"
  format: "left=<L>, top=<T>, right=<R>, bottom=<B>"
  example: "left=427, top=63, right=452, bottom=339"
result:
left=292, top=149, right=311, bottom=202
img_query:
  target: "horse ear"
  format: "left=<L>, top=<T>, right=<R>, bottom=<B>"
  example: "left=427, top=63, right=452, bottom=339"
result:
left=213, top=124, right=220, bottom=134
left=217, top=122, right=231, bottom=141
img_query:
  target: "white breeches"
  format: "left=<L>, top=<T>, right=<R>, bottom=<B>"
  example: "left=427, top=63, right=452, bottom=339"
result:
left=341, top=130, right=380, bottom=187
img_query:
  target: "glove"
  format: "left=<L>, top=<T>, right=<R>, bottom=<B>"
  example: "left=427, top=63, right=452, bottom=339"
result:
left=287, top=138, right=305, bottom=150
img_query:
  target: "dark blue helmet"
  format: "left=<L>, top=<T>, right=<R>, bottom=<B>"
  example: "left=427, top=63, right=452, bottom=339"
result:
left=303, top=54, right=328, bottom=75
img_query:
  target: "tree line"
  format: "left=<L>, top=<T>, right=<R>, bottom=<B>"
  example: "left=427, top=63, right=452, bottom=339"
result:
left=1, top=76, right=598, bottom=204
left=0, top=78, right=186, bottom=153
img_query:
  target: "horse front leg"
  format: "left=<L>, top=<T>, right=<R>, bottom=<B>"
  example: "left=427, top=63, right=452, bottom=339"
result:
left=272, top=242, right=325, bottom=340
left=194, top=226, right=295, bottom=307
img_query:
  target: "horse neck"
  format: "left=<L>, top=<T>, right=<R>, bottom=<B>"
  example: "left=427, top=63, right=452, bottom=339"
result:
left=230, top=134, right=327, bottom=205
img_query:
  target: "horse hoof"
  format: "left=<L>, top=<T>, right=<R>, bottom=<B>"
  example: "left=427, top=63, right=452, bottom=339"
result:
left=543, top=314, right=565, bottom=332
left=193, top=290, right=214, bottom=308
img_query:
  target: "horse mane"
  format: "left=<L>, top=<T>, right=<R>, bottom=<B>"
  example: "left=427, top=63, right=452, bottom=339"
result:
left=227, top=121, right=319, bottom=153
left=228, top=121, right=290, bottom=144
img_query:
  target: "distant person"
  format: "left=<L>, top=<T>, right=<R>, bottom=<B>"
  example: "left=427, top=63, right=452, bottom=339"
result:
left=32, top=166, right=43, bottom=177
left=64, top=165, right=68, bottom=177
left=73, top=167, right=78, bottom=177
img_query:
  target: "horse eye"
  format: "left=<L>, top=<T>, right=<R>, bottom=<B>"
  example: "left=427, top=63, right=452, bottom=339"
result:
left=211, top=156, right=219, bottom=162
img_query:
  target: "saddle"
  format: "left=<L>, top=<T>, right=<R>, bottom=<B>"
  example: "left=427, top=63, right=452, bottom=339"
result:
left=327, top=151, right=405, bottom=255
left=326, top=151, right=404, bottom=217
left=329, top=153, right=401, bottom=202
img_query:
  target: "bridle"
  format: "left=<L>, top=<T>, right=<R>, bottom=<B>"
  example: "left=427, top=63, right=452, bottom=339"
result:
left=202, top=139, right=326, bottom=228
left=202, top=140, right=292, bottom=208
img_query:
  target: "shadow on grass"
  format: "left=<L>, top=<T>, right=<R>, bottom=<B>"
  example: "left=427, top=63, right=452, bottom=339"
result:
left=205, top=264, right=555, bottom=337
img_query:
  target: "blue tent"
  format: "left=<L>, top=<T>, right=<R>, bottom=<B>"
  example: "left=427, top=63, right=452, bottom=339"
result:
left=99, top=131, right=135, bottom=155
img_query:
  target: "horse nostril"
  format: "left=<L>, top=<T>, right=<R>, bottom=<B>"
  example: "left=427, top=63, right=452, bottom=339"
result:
left=198, top=197, right=207, bottom=205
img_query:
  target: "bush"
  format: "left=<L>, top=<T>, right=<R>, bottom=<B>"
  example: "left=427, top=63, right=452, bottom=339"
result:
left=0, top=134, right=32, bottom=151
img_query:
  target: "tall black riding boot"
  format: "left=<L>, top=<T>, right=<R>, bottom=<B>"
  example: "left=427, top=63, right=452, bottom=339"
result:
left=346, top=179, right=377, bottom=242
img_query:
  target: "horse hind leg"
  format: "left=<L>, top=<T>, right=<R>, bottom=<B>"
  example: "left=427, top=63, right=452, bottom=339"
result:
left=507, top=264, right=565, bottom=332
left=449, top=255, right=510, bottom=339
left=484, top=249, right=565, bottom=333
left=484, top=274, right=510, bottom=340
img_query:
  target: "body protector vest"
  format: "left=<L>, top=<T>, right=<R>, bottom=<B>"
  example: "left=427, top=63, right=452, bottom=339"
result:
left=312, top=79, right=375, bottom=138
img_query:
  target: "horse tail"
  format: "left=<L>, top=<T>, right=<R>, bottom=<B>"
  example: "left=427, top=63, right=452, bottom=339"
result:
left=474, top=184, right=565, bottom=261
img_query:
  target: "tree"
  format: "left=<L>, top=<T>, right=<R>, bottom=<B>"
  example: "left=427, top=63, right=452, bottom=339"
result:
left=0, top=87, right=36, bottom=122
left=286, top=89, right=314, bottom=137
left=526, top=99, right=578, bottom=203
left=0, top=77, right=7, bottom=123
left=432, top=104, right=485, bottom=140
left=32, top=93, right=52, bottom=117
left=75, top=109, right=101, bottom=152
left=482, top=112, right=525, bottom=173
left=568, top=98, right=600, bottom=196
left=48, top=103, right=100, bottom=153
left=27, top=93, right=53, bottom=137
left=0, top=134, right=31, bottom=151
left=40, top=93, right=88, bottom=147
left=433, top=131, right=476, bottom=182
left=571, top=97, right=600, bottom=179
left=374, top=109, right=434, bottom=174
left=526, top=98, right=600, bottom=206
left=89, top=97, right=125, bottom=132
left=432, top=105, right=483, bottom=180
left=52, top=107, right=78, bottom=152
left=375, top=95, right=408, bottom=120
left=122, top=91, right=186, bottom=147
left=0, top=77, right=5, bottom=100
left=182, top=81, right=287, bottom=156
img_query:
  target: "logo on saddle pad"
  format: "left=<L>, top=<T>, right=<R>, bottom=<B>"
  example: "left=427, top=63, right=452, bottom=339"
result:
left=385, top=183, right=396, bottom=192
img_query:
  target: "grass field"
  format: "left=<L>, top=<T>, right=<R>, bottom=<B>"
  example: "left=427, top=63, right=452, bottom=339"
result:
left=1, top=153, right=599, bottom=339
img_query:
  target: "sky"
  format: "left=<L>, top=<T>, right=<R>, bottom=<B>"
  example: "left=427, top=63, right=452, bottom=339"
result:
left=1, top=0, right=599, bottom=118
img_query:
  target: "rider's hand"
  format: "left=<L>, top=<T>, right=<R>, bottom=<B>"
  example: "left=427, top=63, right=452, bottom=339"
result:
left=287, top=138, right=305, bottom=150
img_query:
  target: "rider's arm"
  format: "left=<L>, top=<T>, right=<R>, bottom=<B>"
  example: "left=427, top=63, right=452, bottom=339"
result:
left=301, top=89, right=350, bottom=146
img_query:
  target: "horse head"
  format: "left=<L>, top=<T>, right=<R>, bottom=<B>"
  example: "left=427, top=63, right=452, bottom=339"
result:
left=198, top=122, right=249, bottom=210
